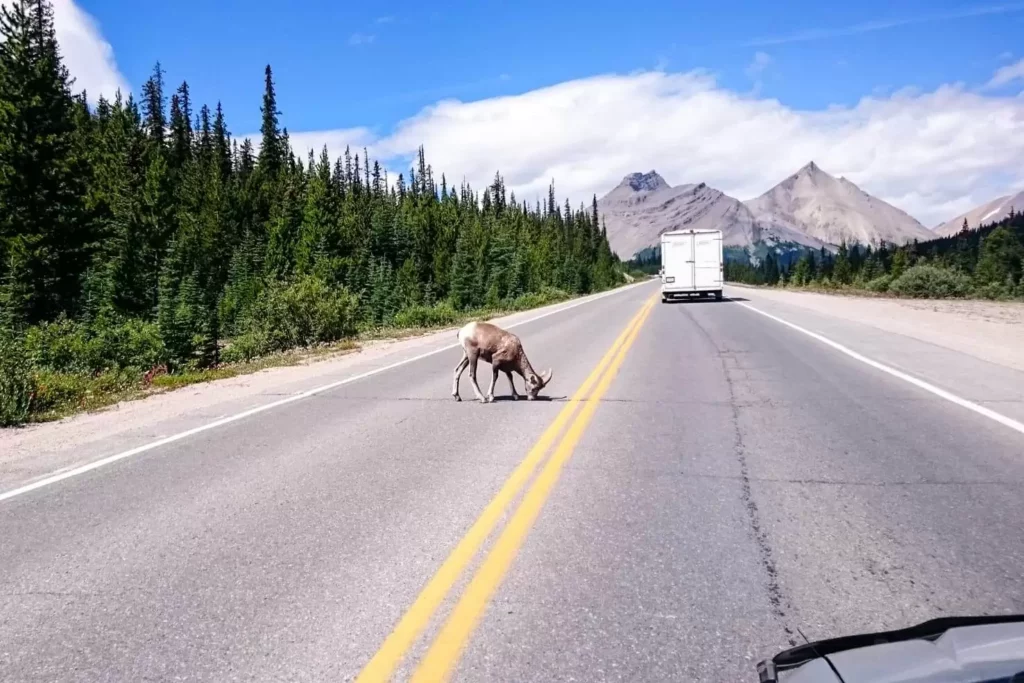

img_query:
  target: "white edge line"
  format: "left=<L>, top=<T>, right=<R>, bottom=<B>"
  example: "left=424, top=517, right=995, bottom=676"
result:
left=734, top=300, right=1024, bottom=437
left=0, top=281, right=654, bottom=504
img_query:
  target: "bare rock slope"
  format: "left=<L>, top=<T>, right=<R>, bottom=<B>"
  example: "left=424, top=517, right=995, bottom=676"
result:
left=599, top=171, right=822, bottom=259
left=745, top=162, right=934, bottom=247
left=934, top=189, right=1024, bottom=237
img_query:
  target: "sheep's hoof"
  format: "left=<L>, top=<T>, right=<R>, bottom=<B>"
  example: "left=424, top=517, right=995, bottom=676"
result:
left=511, top=394, right=519, bottom=401
left=453, top=394, right=461, bottom=402
left=484, top=395, right=495, bottom=403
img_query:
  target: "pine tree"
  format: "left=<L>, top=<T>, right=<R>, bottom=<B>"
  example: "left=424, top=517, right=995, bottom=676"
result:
left=197, top=104, right=213, bottom=163
left=86, top=91, right=155, bottom=317
left=0, top=0, right=95, bottom=323
left=140, top=62, right=166, bottom=151
left=294, top=146, right=338, bottom=279
left=833, top=242, right=852, bottom=284
left=975, top=226, right=1024, bottom=289
left=889, top=248, right=908, bottom=278
left=257, top=65, right=283, bottom=177
left=450, top=218, right=478, bottom=309
left=167, top=84, right=193, bottom=174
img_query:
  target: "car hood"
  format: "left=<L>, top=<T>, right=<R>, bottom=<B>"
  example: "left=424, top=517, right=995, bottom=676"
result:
left=786, top=623, right=1024, bottom=683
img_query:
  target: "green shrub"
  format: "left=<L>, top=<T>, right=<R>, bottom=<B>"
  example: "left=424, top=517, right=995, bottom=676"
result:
left=888, top=265, right=971, bottom=299
left=93, top=318, right=164, bottom=370
left=508, top=286, right=569, bottom=311
left=220, top=329, right=272, bottom=364
left=393, top=302, right=461, bottom=329
left=865, top=274, right=893, bottom=293
left=29, top=369, right=138, bottom=417
left=24, top=316, right=94, bottom=373
left=972, top=281, right=1014, bottom=300
left=28, top=371, right=92, bottom=415
left=0, top=328, right=34, bottom=426
left=235, top=276, right=359, bottom=355
left=25, top=316, right=163, bottom=373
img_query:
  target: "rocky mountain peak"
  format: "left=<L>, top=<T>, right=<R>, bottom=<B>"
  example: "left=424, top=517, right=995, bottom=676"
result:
left=619, top=171, right=668, bottom=193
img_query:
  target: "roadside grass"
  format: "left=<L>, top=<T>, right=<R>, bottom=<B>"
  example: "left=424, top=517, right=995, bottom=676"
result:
left=7, top=284, right=622, bottom=426
left=26, top=340, right=361, bottom=424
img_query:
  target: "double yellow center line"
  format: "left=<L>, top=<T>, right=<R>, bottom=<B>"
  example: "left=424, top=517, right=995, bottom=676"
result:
left=358, top=293, right=658, bottom=682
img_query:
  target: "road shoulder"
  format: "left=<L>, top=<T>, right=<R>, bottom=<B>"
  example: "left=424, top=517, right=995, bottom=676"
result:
left=725, top=285, right=1024, bottom=427
left=729, top=285, right=1023, bottom=371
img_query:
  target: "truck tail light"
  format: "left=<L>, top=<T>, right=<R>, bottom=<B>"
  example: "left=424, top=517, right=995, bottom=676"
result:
left=665, top=276, right=675, bottom=283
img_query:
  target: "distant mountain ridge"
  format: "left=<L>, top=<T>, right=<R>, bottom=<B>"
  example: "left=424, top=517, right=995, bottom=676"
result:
left=600, top=162, right=935, bottom=259
left=744, top=162, right=934, bottom=248
left=934, top=189, right=1024, bottom=237
left=598, top=171, right=824, bottom=260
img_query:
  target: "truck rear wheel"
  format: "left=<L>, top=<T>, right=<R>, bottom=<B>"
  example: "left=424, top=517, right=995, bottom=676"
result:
left=715, top=290, right=723, bottom=301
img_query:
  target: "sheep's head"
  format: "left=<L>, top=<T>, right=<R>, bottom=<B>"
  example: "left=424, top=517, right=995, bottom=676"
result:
left=526, top=368, right=553, bottom=400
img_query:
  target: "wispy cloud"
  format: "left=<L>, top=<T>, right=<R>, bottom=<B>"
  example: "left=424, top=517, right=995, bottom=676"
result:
left=986, top=57, right=1024, bottom=88
left=745, top=3, right=1024, bottom=46
left=745, top=51, right=772, bottom=95
left=745, top=51, right=772, bottom=79
left=353, top=75, right=513, bottom=108
left=348, top=32, right=375, bottom=46
left=375, top=15, right=394, bottom=24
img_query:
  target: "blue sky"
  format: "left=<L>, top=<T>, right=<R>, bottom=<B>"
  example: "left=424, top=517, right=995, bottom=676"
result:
left=45, top=0, right=1024, bottom=225
left=85, top=0, right=1024, bottom=135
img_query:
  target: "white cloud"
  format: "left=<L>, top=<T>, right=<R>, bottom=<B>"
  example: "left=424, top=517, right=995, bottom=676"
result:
left=375, top=15, right=393, bottom=24
left=245, top=127, right=378, bottom=166
left=287, top=127, right=379, bottom=160
left=348, top=32, right=375, bottom=46
left=0, top=0, right=131, bottom=101
left=344, top=69, right=1024, bottom=228
left=986, top=57, right=1024, bottom=88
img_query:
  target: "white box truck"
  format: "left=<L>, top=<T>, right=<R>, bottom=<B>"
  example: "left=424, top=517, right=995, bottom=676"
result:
left=659, top=228, right=724, bottom=302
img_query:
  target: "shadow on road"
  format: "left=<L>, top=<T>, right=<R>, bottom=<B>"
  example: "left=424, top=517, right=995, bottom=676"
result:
left=491, top=395, right=563, bottom=402
left=662, top=296, right=747, bottom=304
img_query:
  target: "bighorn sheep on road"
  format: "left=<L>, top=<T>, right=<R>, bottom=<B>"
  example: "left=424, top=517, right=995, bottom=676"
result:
left=452, top=322, right=552, bottom=403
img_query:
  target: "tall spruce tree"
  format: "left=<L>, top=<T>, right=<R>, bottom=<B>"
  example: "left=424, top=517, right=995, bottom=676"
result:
left=257, top=65, right=283, bottom=177
left=0, top=0, right=94, bottom=323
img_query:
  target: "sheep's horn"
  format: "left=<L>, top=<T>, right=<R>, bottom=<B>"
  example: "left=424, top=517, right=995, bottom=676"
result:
left=540, top=368, right=552, bottom=387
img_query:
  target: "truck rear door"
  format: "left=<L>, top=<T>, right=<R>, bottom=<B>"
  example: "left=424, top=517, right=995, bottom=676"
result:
left=693, top=232, right=723, bottom=291
left=663, top=234, right=695, bottom=290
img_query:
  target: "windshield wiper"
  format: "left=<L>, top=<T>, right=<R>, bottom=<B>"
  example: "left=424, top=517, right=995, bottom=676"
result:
left=757, top=614, right=1024, bottom=682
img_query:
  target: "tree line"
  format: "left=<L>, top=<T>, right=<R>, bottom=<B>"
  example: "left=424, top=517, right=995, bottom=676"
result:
left=0, top=0, right=621, bottom=424
left=724, top=213, right=1024, bottom=299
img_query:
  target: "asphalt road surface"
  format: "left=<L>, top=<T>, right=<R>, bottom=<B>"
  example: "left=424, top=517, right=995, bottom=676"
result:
left=2, top=281, right=1023, bottom=682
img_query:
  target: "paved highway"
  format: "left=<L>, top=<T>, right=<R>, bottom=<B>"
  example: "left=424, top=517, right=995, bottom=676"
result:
left=2, top=281, right=1023, bottom=681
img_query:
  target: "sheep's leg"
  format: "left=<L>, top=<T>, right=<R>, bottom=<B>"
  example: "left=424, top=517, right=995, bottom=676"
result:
left=505, top=371, right=519, bottom=400
left=485, top=365, right=499, bottom=403
left=452, top=351, right=469, bottom=401
left=466, top=352, right=487, bottom=403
